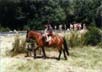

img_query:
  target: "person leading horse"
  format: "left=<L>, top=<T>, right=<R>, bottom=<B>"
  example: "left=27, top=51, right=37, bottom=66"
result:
left=26, top=30, right=69, bottom=60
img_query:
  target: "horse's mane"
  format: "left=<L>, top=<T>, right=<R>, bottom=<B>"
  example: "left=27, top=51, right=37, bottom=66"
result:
left=30, top=30, right=43, bottom=36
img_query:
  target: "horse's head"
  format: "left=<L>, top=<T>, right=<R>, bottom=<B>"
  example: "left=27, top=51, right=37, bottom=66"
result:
left=26, top=30, right=33, bottom=42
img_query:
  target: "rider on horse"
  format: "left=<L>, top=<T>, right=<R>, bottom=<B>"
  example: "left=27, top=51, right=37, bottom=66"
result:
left=43, top=23, right=53, bottom=42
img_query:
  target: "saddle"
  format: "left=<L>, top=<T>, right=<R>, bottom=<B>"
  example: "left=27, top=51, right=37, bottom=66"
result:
left=42, top=35, right=52, bottom=46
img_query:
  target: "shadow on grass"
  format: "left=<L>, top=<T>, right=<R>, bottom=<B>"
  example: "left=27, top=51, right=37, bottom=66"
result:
left=34, top=56, right=58, bottom=60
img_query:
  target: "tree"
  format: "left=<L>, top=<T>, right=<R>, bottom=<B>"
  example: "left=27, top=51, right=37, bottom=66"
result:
left=96, top=4, right=102, bottom=28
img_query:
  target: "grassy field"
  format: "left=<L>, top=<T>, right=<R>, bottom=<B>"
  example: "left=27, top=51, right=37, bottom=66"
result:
left=0, top=31, right=102, bottom=72
left=0, top=46, right=102, bottom=72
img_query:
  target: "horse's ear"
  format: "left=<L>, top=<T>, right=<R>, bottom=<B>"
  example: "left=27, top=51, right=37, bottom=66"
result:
left=27, top=28, right=30, bottom=33
left=26, top=29, right=30, bottom=38
left=27, top=30, right=29, bottom=33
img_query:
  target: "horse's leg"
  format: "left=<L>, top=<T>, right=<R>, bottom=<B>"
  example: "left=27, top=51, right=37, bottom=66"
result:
left=25, top=51, right=29, bottom=57
left=41, top=47, right=46, bottom=59
left=63, top=49, right=67, bottom=60
left=34, top=49, right=36, bottom=58
left=29, top=51, right=32, bottom=57
left=66, top=46, right=69, bottom=56
left=33, top=47, right=38, bottom=58
left=57, top=49, right=62, bottom=60
left=63, top=37, right=69, bottom=56
left=38, top=48, right=42, bottom=55
left=25, top=44, right=30, bottom=57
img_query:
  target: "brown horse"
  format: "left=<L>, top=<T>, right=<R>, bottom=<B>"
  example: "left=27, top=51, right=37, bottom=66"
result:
left=26, top=30, right=69, bottom=60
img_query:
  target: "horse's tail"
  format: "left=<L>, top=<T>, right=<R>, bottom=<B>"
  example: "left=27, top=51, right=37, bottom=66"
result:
left=63, top=37, right=69, bottom=56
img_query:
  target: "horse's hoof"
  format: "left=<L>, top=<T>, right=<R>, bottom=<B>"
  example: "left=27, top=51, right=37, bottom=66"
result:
left=34, top=56, right=36, bottom=59
left=43, top=56, right=47, bottom=59
left=25, top=55, right=28, bottom=57
left=65, top=58, right=67, bottom=60
left=57, top=58, right=60, bottom=60
left=67, top=53, right=69, bottom=56
left=43, top=57, right=46, bottom=59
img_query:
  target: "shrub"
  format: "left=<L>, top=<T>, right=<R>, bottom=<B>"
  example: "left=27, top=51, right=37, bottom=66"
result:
left=98, top=42, right=102, bottom=48
left=98, top=29, right=102, bottom=48
left=68, top=31, right=78, bottom=47
left=10, top=34, right=27, bottom=56
left=0, top=25, right=10, bottom=32
left=66, top=31, right=85, bottom=48
left=84, top=27, right=101, bottom=46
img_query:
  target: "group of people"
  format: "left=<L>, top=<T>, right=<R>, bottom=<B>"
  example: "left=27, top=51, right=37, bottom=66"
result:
left=69, top=23, right=86, bottom=31
left=43, top=23, right=87, bottom=42
left=70, top=23, right=82, bottom=30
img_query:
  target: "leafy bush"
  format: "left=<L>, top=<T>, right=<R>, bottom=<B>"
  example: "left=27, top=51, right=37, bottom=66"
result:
left=98, top=42, right=102, bottom=48
left=65, top=31, right=85, bottom=48
left=0, top=26, right=10, bottom=32
left=84, top=27, right=101, bottom=46
left=68, top=31, right=79, bottom=47
left=11, top=34, right=27, bottom=56
left=98, top=29, right=102, bottom=47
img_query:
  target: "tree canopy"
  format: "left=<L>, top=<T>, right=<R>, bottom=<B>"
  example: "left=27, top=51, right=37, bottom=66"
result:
left=0, top=0, right=102, bottom=30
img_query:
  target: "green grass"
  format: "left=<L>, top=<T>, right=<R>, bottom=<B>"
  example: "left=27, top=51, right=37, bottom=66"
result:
left=0, top=46, right=102, bottom=72
left=68, top=46, right=102, bottom=69
left=0, top=32, right=102, bottom=72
